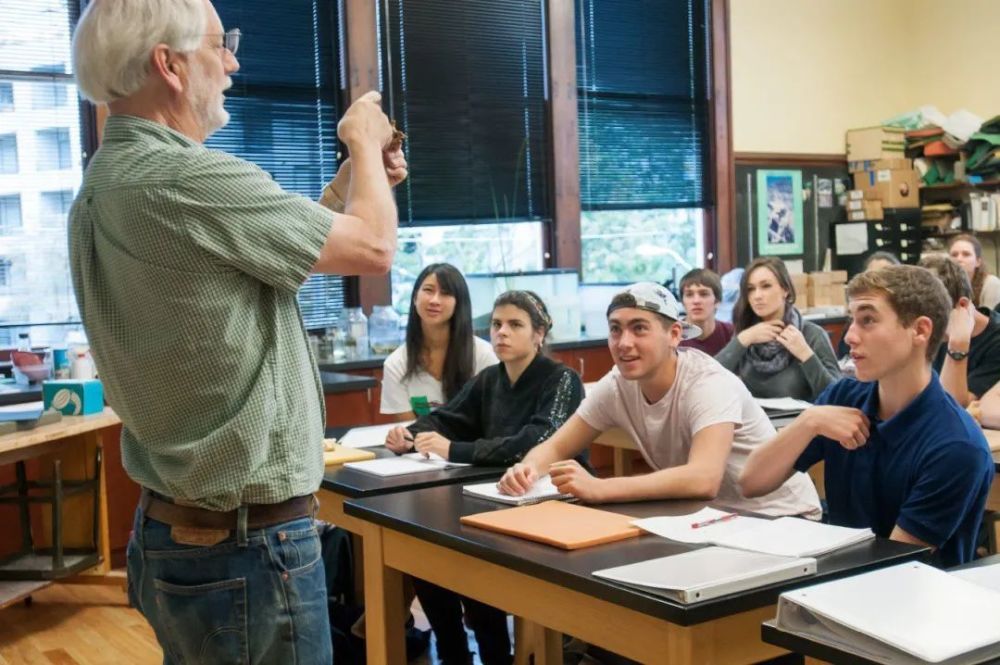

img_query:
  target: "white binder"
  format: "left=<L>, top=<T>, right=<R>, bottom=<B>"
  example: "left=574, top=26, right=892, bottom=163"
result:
left=592, top=546, right=816, bottom=604
left=776, top=562, right=1000, bottom=664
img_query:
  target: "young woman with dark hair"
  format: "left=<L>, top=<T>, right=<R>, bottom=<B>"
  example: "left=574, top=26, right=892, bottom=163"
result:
left=949, top=234, right=1000, bottom=311
left=385, top=290, right=584, bottom=665
left=716, top=257, right=839, bottom=401
left=380, top=263, right=497, bottom=420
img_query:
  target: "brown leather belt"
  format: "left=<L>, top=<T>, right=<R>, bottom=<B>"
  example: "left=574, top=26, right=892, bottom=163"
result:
left=141, top=489, right=316, bottom=530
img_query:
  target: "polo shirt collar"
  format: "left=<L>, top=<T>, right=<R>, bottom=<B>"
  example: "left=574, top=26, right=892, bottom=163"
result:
left=101, top=114, right=199, bottom=149
left=867, top=373, right=943, bottom=448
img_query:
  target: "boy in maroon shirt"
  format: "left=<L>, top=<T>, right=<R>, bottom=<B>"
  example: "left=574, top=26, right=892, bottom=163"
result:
left=679, top=268, right=734, bottom=356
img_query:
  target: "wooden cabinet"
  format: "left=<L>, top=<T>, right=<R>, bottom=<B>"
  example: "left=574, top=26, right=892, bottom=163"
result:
left=323, top=368, right=397, bottom=428
left=551, top=343, right=613, bottom=382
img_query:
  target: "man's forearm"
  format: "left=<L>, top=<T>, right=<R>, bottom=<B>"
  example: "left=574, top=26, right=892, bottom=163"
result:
left=940, top=356, right=972, bottom=407
left=342, top=140, right=397, bottom=251
left=599, top=465, right=722, bottom=503
left=740, top=417, right=815, bottom=497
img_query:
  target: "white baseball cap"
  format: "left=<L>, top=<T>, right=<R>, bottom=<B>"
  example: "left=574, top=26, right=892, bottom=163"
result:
left=606, top=282, right=702, bottom=340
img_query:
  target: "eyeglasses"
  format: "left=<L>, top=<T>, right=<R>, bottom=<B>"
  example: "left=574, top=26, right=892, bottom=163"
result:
left=208, top=28, right=241, bottom=56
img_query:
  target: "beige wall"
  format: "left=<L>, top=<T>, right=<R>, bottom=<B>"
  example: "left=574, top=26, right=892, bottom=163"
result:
left=731, top=0, right=1000, bottom=154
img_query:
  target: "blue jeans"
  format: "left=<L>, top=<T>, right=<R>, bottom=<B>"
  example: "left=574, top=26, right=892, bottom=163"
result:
left=126, top=506, right=332, bottom=665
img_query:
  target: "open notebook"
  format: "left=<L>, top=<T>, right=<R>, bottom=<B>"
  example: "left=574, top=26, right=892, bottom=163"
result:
left=463, top=476, right=571, bottom=506
left=343, top=453, right=468, bottom=477
left=337, top=421, right=415, bottom=449
left=775, top=562, right=1000, bottom=664
left=754, top=397, right=812, bottom=417
left=632, top=508, right=873, bottom=557
left=593, top=546, right=816, bottom=604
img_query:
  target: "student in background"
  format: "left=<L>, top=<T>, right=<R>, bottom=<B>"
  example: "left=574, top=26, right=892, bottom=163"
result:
left=380, top=263, right=497, bottom=420
left=678, top=268, right=734, bottom=356
left=386, top=290, right=583, bottom=665
left=949, top=234, right=1000, bottom=311
left=716, top=257, right=839, bottom=401
left=920, top=254, right=1000, bottom=407
left=836, top=251, right=901, bottom=358
left=740, top=265, right=993, bottom=567
left=498, top=282, right=821, bottom=519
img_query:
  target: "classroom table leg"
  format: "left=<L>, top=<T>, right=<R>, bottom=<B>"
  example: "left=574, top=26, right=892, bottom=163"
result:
left=513, top=616, right=533, bottom=665
left=361, top=522, right=407, bottom=665
left=533, top=625, right=563, bottom=665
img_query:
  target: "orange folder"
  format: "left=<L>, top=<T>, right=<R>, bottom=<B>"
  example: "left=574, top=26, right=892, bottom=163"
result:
left=323, top=440, right=377, bottom=466
left=460, top=501, right=643, bottom=550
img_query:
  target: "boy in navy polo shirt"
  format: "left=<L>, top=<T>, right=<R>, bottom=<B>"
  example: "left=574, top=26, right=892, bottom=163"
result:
left=740, top=265, right=993, bottom=566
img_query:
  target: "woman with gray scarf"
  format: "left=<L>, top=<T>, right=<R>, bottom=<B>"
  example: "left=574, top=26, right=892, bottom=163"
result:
left=716, top=257, right=840, bottom=401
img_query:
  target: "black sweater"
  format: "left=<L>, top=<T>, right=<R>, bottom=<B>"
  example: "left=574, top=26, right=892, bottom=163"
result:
left=407, top=354, right=584, bottom=466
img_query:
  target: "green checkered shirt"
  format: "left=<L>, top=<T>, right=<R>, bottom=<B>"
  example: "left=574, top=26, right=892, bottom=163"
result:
left=69, top=115, right=331, bottom=510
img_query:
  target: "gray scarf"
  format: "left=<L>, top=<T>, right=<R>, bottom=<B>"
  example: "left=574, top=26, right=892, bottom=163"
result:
left=745, top=306, right=802, bottom=376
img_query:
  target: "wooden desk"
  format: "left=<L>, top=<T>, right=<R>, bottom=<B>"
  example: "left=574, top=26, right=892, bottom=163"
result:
left=345, top=484, right=926, bottom=665
left=0, top=408, right=121, bottom=606
left=761, top=554, right=1000, bottom=665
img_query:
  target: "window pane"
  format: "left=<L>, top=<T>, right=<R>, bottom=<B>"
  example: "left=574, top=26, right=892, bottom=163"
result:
left=581, top=208, right=704, bottom=286
left=390, top=222, right=544, bottom=314
left=0, top=134, right=17, bottom=173
left=0, top=0, right=83, bottom=332
left=0, top=195, right=22, bottom=231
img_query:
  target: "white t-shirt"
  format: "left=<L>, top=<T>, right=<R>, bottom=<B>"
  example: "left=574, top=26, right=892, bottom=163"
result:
left=380, top=336, right=498, bottom=414
left=980, top=274, right=1000, bottom=311
left=576, top=348, right=821, bottom=517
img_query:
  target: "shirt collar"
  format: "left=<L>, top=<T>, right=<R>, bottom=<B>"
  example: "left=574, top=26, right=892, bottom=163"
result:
left=867, top=372, right=944, bottom=447
left=101, top=114, right=200, bottom=149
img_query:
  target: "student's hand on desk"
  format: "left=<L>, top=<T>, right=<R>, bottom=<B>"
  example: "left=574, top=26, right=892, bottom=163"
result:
left=413, top=432, right=451, bottom=459
left=802, top=406, right=870, bottom=450
left=776, top=324, right=814, bottom=362
left=385, top=426, right=414, bottom=454
left=497, top=462, right=540, bottom=496
left=549, top=460, right=605, bottom=502
left=737, top=321, right=784, bottom=347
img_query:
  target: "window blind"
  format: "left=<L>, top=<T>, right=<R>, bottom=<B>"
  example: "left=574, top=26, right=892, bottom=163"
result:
left=576, top=0, right=711, bottom=210
left=380, top=0, right=550, bottom=227
left=208, top=0, right=345, bottom=329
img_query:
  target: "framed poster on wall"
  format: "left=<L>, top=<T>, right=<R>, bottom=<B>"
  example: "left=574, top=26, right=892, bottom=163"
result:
left=756, top=169, right=804, bottom=256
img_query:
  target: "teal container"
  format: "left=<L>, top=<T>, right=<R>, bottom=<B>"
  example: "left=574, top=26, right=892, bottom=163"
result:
left=42, top=379, right=104, bottom=416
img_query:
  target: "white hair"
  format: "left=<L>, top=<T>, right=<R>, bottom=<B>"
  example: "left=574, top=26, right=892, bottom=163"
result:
left=72, top=0, right=208, bottom=103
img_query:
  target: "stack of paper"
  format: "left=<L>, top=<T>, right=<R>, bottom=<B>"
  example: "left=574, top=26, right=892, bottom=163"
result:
left=633, top=509, right=874, bottom=557
left=338, top=421, right=414, bottom=449
left=754, top=397, right=812, bottom=416
left=343, top=453, right=464, bottom=477
left=952, top=563, right=1000, bottom=595
left=463, top=476, right=570, bottom=506
left=776, top=562, right=1000, bottom=664
left=593, top=546, right=816, bottom=603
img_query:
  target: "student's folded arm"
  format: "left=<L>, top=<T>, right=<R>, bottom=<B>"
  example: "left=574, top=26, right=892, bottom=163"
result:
left=450, top=370, right=584, bottom=466
left=408, top=375, right=484, bottom=443
left=598, top=422, right=733, bottom=502
left=799, top=326, right=841, bottom=398
left=714, top=336, right=746, bottom=372
left=739, top=416, right=819, bottom=498
left=939, top=355, right=974, bottom=407
left=981, top=379, right=1000, bottom=429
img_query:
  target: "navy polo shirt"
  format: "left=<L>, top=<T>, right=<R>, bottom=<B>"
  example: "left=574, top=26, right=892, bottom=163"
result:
left=794, top=374, right=993, bottom=567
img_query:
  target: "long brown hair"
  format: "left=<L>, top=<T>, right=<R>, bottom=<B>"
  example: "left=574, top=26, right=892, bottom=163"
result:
left=733, top=257, right=796, bottom=332
left=948, top=234, right=989, bottom=307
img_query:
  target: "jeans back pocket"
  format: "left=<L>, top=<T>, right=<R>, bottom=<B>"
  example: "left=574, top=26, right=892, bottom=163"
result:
left=153, top=576, right=249, bottom=665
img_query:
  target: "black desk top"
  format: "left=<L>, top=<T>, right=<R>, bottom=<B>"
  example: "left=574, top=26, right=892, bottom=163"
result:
left=319, top=371, right=376, bottom=395
left=761, top=554, right=1000, bottom=664
left=343, top=483, right=926, bottom=626
left=320, top=427, right=504, bottom=498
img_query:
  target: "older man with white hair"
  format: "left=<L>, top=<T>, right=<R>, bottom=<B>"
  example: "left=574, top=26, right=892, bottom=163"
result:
left=69, top=0, right=406, bottom=661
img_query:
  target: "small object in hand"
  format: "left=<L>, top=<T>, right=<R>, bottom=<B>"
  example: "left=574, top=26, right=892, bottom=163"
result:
left=389, top=122, right=407, bottom=150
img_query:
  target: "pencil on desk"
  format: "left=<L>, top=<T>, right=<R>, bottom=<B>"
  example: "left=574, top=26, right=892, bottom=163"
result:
left=691, top=513, right=738, bottom=529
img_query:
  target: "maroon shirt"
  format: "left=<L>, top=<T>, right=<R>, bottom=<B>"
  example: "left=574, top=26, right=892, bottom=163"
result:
left=679, top=320, right=734, bottom=357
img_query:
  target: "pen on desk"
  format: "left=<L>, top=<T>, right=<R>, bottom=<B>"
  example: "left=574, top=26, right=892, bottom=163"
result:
left=690, top=513, right=737, bottom=529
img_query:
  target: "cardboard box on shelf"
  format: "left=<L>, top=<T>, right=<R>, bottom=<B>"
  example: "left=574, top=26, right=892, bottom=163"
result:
left=848, top=157, right=912, bottom=173
left=846, top=127, right=906, bottom=163
left=852, top=168, right=921, bottom=208
left=807, top=271, right=848, bottom=308
left=847, top=189, right=865, bottom=201
left=790, top=272, right=809, bottom=300
left=846, top=200, right=884, bottom=221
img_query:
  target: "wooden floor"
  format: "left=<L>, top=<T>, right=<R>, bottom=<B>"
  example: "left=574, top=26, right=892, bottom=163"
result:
left=0, top=583, right=161, bottom=665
